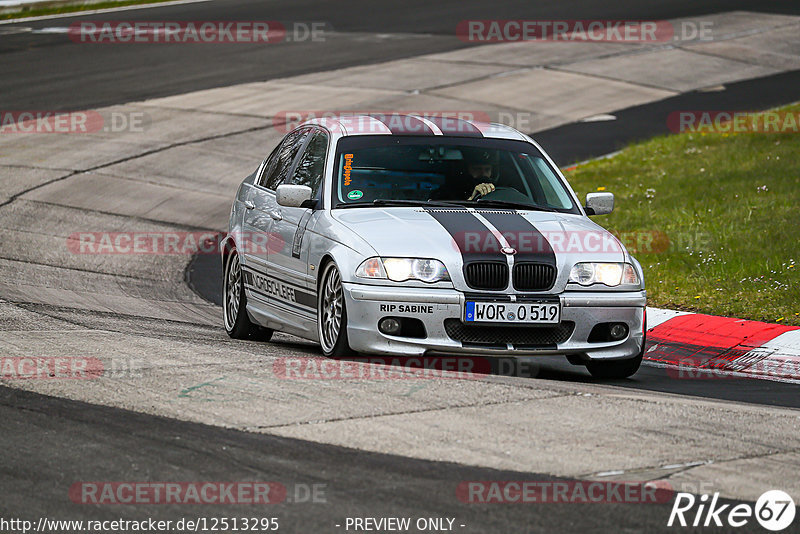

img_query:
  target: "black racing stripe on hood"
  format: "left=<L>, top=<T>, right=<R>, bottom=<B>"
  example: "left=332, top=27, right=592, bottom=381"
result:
left=421, top=208, right=506, bottom=264
left=478, top=211, right=556, bottom=266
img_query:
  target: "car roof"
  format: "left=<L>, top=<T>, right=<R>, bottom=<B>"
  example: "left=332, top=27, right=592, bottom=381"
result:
left=300, top=114, right=529, bottom=141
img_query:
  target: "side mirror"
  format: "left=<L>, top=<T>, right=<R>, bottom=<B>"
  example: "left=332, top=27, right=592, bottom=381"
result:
left=585, top=192, right=614, bottom=215
left=276, top=184, right=313, bottom=208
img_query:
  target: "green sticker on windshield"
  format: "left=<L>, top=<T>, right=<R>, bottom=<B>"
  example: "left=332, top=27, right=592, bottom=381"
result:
left=347, top=190, right=363, bottom=200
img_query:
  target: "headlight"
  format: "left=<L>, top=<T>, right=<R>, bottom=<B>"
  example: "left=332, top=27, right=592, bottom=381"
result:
left=356, top=257, right=450, bottom=283
left=569, top=262, right=639, bottom=287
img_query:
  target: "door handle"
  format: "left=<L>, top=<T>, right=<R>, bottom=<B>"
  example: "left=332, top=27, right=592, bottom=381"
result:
left=243, top=200, right=255, bottom=210
left=269, top=210, right=283, bottom=221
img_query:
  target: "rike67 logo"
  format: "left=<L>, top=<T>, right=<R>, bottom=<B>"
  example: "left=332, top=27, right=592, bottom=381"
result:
left=668, top=490, right=795, bottom=531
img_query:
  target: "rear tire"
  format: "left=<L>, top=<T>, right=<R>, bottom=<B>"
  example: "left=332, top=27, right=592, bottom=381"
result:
left=223, top=249, right=273, bottom=341
left=318, top=262, right=352, bottom=358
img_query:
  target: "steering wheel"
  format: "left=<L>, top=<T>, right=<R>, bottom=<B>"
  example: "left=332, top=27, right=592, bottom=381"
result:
left=475, top=186, right=530, bottom=203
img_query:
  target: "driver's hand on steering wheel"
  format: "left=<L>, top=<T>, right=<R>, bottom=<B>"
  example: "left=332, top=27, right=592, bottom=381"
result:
left=469, top=182, right=495, bottom=200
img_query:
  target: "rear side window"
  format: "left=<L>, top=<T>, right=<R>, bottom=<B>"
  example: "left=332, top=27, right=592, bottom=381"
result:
left=261, top=128, right=310, bottom=190
left=291, top=130, right=328, bottom=196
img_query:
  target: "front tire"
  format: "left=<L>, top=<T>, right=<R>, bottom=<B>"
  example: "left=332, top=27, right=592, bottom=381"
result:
left=585, top=334, right=645, bottom=379
left=223, top=249, right=273, bottom=341
left=317, top=262, right=351, bottom=358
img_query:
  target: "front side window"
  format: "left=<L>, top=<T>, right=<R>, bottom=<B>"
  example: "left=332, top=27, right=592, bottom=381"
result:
left=261, top=127, right=310, bottom=190
left=291, top=130, right=328, bottom=196
left=257, top=145, right=280, bottom=186
left=331, top=136, right=578, bottom=213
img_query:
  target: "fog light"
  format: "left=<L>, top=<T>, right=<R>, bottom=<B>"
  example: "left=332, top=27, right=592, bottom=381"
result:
left=379, top=317, right=402, bottom=335
left=609, top=323, right=628, bottom=340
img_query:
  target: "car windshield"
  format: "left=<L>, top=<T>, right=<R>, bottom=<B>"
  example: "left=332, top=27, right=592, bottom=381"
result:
left=332, top=136, right=578, bottom=213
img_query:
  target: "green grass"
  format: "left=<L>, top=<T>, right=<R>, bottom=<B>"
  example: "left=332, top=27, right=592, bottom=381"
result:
left=565, top=103, right=800, bottom=325
left=0, top=0, right=176, bottom=20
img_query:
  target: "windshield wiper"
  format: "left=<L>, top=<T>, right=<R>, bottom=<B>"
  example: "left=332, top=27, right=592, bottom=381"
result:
left=459, top=199, right=559, bottom=212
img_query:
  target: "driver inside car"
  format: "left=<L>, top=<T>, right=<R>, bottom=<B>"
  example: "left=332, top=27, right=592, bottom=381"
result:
left=464, top=149, right=499, bottom=200
left=431, top=148, right=507, bottom=201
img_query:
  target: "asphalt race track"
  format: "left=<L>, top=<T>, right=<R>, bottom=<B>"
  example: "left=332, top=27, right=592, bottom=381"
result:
left=3, top=385, right=752, bottom=533
left=2, top=1, right=800, bottom=532
left=2, top=0, right=800, bottom=111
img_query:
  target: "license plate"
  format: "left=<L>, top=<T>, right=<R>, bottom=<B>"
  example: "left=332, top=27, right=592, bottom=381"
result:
left=464, top=301, right=560, bottom=324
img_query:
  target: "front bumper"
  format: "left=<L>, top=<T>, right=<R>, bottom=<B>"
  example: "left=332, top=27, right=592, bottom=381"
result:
left=342, top=283, right=646, bottom=360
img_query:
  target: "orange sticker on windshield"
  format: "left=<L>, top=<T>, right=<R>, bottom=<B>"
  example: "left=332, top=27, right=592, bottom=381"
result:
left=343, top=153, right=354, bottom=186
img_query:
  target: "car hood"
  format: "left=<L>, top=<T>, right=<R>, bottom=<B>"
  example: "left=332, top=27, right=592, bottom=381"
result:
left=331, top=207, right=626, bottom=291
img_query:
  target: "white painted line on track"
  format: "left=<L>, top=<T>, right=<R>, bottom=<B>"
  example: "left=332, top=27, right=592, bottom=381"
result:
left=0, top=0, right=211, bottom=25
left=758, top=329, right=800, bottom=354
